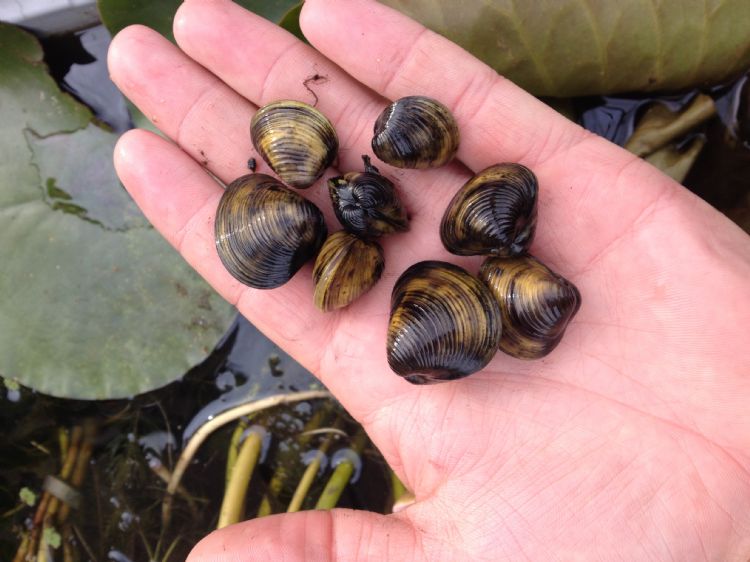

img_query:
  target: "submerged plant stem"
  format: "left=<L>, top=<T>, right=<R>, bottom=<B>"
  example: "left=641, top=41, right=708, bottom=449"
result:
left=257, top=400, right=335, bottom=517
left=315, top=430, right=367, bottom=510
left=287, top=419, right=342, bottom=513
left=226, top=417, right=250, bottom=487
left=218, top=430, right=263, bottom=528
left=163, top=390, right=331, bottom=527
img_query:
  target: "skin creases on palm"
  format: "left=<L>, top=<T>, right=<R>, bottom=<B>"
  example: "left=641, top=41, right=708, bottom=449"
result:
left=108, top=0, right=750, bottom=559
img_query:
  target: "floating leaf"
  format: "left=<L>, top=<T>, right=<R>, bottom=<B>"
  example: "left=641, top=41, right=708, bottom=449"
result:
left=382, top=0, right=750, bottom=96
left=0, top=23, right=235, bottom=399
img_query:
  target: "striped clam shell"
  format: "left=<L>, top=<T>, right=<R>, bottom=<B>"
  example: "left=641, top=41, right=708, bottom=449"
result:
left=440, top=163, right=538, bottom=257
left=387, top=261, right=502, bottom=384
left=328, top=155, right=409, bottom=238
left=480, top=255, right=581, bottom=359
left=214, top=174, right=327, bottom=289
left=312, top=231, right=385, bottom=312
left=250, top=100, right=338, bottom=189
left=372, top=96, right=459, bottom=169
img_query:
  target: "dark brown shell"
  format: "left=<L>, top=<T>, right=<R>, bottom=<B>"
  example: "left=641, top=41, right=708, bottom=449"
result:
left=480, top=255, right=581, bottom=359
left=387, top=261, right=502, bottom=384
left=312, top=231, right=384, bottom=311
left=328, top=155, right=409, bottom=238
left=214, top=174, right=327, bottom=289
left=372, top=96, right=459, bottom=169
left=441, top=163, right=538, bottom=257
left=250, top=100, right=338, bottom=189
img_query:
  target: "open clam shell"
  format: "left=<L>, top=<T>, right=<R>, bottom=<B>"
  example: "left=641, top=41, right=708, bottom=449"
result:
left=328, top=155, right=409, bottom=238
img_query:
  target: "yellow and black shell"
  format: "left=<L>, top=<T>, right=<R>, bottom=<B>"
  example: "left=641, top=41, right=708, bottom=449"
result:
left=387, top=261, right=502, bottom=384
left=441, top=163, right=538, bottom=257
left=250, top=100, right=338, bottom=189
left=328, top=155, right=409, bottom=238
left=480, top=255, right=581, bottom=359
left=214, top=174, right=327, bottom=289
left=312, top=231, right=385, bottom=311
left=372, top=96, right=459, bottom=169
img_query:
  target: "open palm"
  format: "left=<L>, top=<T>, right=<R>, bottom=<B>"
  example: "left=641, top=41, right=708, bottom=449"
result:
left=108, top=0, right=750, bottom=559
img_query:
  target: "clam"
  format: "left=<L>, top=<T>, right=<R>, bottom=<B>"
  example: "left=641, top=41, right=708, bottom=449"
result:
left=313, top=231, right=384, bottom=311
left=214, top=174, right=327, bottom=289
left=387, top=261, right=502, bottom=384
left=440, top=163, right=538, bottom=257
left=480, top=255, right=581, bottom=359
left=250, top=100, right=338, bottom=189
left=372, top=96, right=459, bottom=169
left=328, top=155, right=409, bottom=238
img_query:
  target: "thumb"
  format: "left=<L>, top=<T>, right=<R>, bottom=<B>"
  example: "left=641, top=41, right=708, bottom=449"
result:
left=186, top=509, right=421, bottom=561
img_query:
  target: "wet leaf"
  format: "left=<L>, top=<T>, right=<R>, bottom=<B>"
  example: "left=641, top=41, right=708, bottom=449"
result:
left=0, top=23, right=235, bottom=399
left=98, top=0, right=300, bottom=41
left=625, top=94, right=716, bottom=157
left=382, top=0, right=750, bottom=96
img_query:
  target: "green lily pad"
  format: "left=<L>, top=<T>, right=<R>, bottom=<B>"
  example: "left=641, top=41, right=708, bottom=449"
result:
left=382, top=0, right=750, bottom=97
left=98, top=0, right=301, bottom=41
left=0, top=23, right=235, bottom=399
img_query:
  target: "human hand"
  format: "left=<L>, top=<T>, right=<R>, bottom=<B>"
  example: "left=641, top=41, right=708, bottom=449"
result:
left=107, top=0, right=750, bottom=559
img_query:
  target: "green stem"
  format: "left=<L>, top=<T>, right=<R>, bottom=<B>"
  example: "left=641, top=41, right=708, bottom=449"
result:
left=218, top=427, right=265, bottom=529
left=226, top=417, right=250, bottom=487
left=257, top=401, right=334, bottom=517
left=314, top=430, right=367, bottom=510
left=162, top=389, right=331, bottom=527
left=287, top=452, right=323, bottom=512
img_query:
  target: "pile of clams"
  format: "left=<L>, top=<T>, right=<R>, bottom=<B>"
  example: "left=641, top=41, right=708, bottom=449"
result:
left=214, top=95, right=580, bottom=384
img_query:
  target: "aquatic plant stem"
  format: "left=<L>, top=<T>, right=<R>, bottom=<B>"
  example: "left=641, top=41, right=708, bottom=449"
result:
left=14, top=426, right=84, bottom=562
left=257, top=400, right=335, bottom=516
left=218, top=429, right=263, bottom=528
left=315, top=430, right=367, bottom=510
left=315, top=462, right=354, bottom=510
left=162, top=389, right=331, bottom=526
left=226, top=417, right=250, bottom=486
left=287, top=421, right=342, bottom=512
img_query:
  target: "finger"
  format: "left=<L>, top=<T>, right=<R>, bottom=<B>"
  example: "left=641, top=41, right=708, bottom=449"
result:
left=171, top=0, right=478, bottom=239
left=299, top=0, right=694, bottom=274
left=109, top=20, right=472, bottom=263
left=170, top=0, right=677, bottom=279
left=107, top=24, right=256, bottom=185
left=186, top=510, right=420, bottom=562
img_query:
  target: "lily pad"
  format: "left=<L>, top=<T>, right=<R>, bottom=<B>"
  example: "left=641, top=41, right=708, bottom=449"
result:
left=0, top=23, right=235, bottom=399
left=382, top=0, right=750, bottom=97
